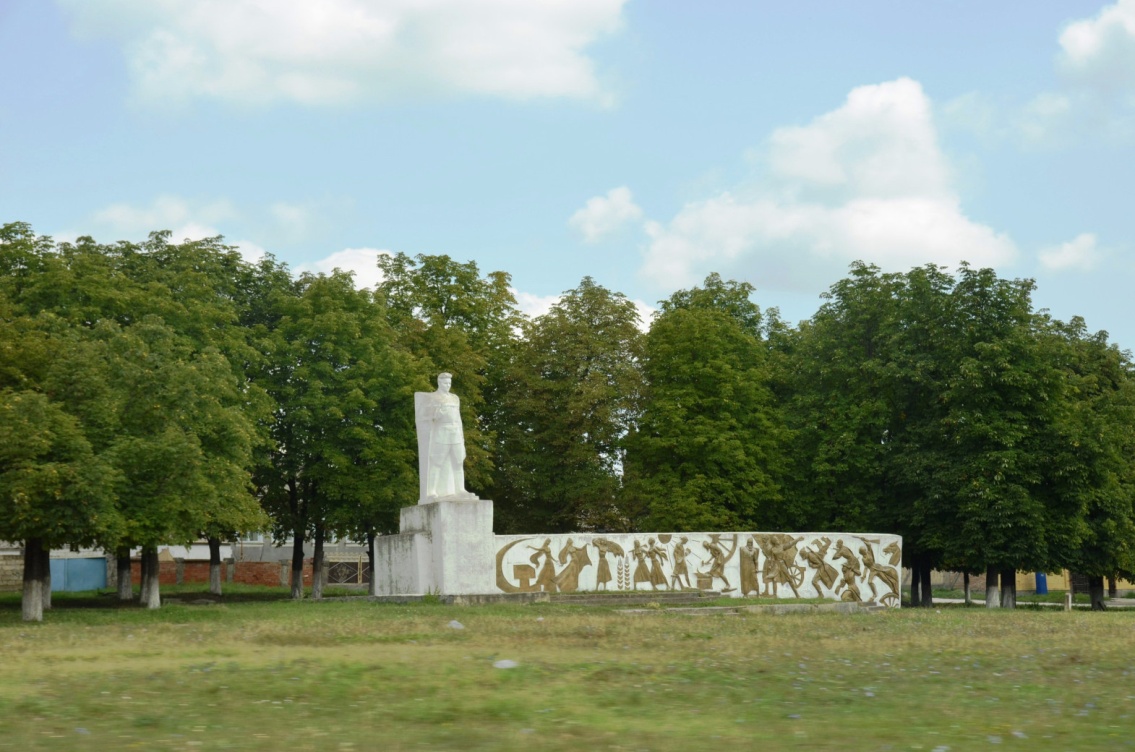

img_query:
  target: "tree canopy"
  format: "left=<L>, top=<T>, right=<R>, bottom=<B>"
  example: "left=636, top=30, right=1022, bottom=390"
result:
left=4, top=220, right=1134, bottom=616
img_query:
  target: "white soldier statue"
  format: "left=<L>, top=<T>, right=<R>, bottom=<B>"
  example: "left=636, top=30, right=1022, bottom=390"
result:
left=414, top=372, right=477, bottom=502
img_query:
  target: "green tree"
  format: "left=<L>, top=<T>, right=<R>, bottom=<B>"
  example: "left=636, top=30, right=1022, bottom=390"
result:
left=1044, top=318, right=1135, bottom=609
left=0, top=389, right=119, bottom=620
left=494, top=277, right=644, bottom=532
left=1, top=224, right=266, bottom=609
left=781, top=263, right=1084, bottom=607
left=376, top=252, right=522, bottom=498
left=780, top=263, right=904, bottom=535
left=911, top=267, right=1079, bottom=608
left=626, top=274, right=788, bottom=531
left=253, top=270, right=423, bottom=598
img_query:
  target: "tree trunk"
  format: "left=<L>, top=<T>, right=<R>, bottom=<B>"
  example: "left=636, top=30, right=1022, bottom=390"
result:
left=919, top=561, right=933, bottom=608
left=140, top=546, right=161, bottom=609
left=367, top=530, right=377, bottom=597
left=984, top=565, right=1000, bottom=608
left=117, top=547, right=133, bottom=601
left=40, top=546, right=52, bottom=610
left=22, top=538, right=45, bottom=622
left=290, top=526, right=306, bottom=600
left=139, top=548, right=151, bottom=603
left=963, top=572, right=972, bottom=605
left=908, top=567, right=921, bottom=607
left=1000, top=568, right=1016, bottom=609
left=311, top=523, right=325, bottom=600
left=1089, top=575, right=1107, bottom=611
left=1107, top=576, right=1118, bottom=600
left=208, top=537, right=223, bottom=596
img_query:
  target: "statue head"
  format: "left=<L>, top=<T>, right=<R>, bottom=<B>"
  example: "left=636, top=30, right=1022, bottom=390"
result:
left=437, top=372, right=453, bottom=392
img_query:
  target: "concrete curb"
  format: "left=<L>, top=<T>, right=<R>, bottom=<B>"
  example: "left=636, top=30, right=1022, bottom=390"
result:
left=618, top=601, right=882, bottom=616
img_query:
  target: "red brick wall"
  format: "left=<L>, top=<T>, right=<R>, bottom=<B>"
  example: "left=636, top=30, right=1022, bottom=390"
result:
left=232, top=561, right=317, bottom=587
left=181, top=562, right=212, bottom=583
left=128, top=561, right=179, bottom=585
left=234, top=560, right=313, bottom=586
left=122, top=559, right=314, bottom=587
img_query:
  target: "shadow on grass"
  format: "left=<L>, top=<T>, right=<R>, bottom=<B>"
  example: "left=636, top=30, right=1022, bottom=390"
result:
left=0, top=584, right=373, bottom=611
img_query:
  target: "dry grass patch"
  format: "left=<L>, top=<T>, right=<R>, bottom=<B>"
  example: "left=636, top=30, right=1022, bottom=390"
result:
left=0, top=599, right=1133, bottom=750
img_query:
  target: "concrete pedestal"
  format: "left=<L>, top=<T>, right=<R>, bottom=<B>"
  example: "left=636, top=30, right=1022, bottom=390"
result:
left=373, top=498, right=494, bottom=596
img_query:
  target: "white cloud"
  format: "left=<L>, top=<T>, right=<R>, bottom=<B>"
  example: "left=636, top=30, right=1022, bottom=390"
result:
left=641, top=78, right=1017, bottom=292
left=568, top=186, right=643, bottom=243
left=270, top=202, right=312, bottom=238
left=1039, top=233, right=1104, bottom=271
left=296, top=247, right=389, bottom=289
left=940, top=91, right=1002, bottom=138
left=767, top=78, right=952, bottom=200
left=231, top=239, right=268, bottom=264
left=89, top=195, right=270, bottom=262
left=93, top=195, right=236, bottom=237
left=631, top=298, right=657, bottom=329
left=512, top=289, right=562, bottom=320
left=1059, top=0, right=1135, bottom=94
left=512, top=287, right=655, bottom=331
left=60, top=0, right=626, bottom=106
left=1017, top=1, right=1135, bottom=142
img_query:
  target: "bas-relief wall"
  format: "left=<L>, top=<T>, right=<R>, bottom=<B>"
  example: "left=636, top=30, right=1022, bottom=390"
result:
left=494, top=532, right=903, bottom=607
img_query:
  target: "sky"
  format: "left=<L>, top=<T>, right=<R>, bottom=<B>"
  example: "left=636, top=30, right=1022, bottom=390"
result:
left=2, top=1, right=1134, bottom=344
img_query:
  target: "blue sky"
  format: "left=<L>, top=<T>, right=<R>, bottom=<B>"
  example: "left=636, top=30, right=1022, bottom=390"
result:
left=2, top=1, right=1134, bottom=345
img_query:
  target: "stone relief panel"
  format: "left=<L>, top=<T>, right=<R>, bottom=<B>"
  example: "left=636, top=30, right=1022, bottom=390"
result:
left=494, top=532, right=902, bottom=607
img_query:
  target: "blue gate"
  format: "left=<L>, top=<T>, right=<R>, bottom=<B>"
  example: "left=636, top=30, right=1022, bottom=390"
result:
left=49, top=557, right=108, bottom=592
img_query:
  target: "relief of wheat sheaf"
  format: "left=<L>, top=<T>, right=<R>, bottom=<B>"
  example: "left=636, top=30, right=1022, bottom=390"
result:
left=616, top=557, right=626, bottom=590
left=621, top=556, right=632, bottom=590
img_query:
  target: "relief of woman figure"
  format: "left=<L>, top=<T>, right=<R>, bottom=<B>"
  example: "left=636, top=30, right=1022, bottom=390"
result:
left=632, top=540, right=651, bottom=590
left=592, top=538, right=624, bottom=591
left=554, top=538, right=591, bottom=592
left=594, top=539, right=613, bottom=591
left=647, top=537, right=668, bottom=590
left=528, top=538, right=557, bottom=592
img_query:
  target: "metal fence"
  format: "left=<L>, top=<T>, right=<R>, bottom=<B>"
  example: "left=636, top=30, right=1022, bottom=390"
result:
left=326, top=556, right=370, bottom=585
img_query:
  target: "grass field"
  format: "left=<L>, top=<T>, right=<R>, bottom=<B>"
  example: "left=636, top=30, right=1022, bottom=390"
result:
left=1, top=590, right=1133, bottom=751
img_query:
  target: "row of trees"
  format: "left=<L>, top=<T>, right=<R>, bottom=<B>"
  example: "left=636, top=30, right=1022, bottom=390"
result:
left=3, top=222, right=1133, bottom=619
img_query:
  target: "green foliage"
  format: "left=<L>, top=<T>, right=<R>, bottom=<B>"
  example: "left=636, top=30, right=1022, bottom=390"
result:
left=377, top=252, right=522, bottom=495
left=780, top=261, right=1135, bottom=578
left=1044, top=317, right=1135, bottom=579
left=5, top=217, right=1135, bottom=590
left=252, top=269, right=424, bottom=545
left=627, top=275, right=788, bottom=531
left=779, top=263, right=905, bottom=533
left=494, top=277, right=644, bottom=532
left=0, top=389, right=119, bottom=547
left=0, top=223, right=265, bottom=555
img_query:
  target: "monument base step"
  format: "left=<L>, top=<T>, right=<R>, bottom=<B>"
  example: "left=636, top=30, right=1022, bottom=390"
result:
left=547, top=589, right=722, bottom=606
